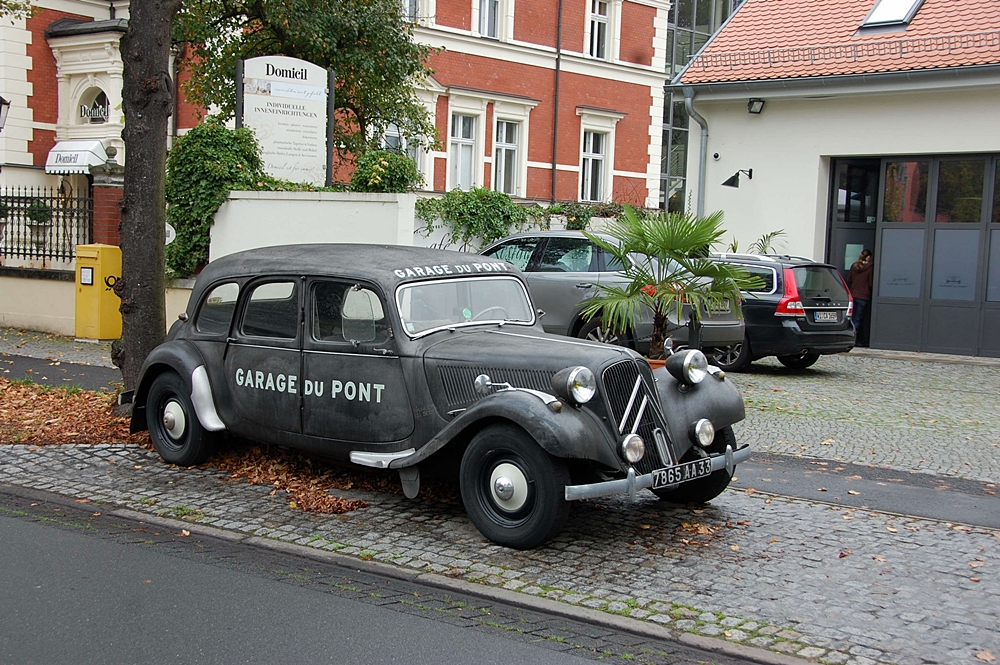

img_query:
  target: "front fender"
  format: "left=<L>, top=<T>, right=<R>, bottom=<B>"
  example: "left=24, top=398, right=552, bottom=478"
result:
left=652, top=367, right=745, bottom=450
left=130, top=341, right=225, bottom=435
left=389, top=389, right=621, bottom=470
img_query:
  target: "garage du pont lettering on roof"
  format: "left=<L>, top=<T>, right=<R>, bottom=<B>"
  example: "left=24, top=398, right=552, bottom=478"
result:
left=393, top=262, right=511, bottom=279
left=234, top=369, right=385, bottom=403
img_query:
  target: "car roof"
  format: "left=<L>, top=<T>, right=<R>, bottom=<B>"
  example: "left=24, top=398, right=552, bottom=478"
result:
left=480, top=229, right=613, bottom=250
left=198, top=243, right=524, bottom=289
left=710, top=252, right=830, bottom=267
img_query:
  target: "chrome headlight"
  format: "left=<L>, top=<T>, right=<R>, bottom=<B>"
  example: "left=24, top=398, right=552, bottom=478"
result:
left=692, top=418, right=715, bottom=447
left=665, top=349, right=709, bottom=385
left=621, top=433, right=645, bottom=463
left=550, top=366, right=596, bottom=404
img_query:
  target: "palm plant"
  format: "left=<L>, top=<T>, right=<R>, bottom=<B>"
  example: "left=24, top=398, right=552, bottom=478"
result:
left=582, top=205, right=761, bottom=360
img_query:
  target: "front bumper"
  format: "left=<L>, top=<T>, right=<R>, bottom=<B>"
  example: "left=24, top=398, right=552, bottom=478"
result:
left=564, top=443, right=752, bottom=502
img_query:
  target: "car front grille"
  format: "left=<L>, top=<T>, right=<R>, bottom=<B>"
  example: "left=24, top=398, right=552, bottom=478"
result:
left=439, top=365, right=554, bottom=409
left=601, top=359, right=674, bottom=475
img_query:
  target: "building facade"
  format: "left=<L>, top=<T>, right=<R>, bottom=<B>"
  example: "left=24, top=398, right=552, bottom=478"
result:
left=673, top=0, right=1000, bottom=356
left=410, top=0, right=671, bottom=207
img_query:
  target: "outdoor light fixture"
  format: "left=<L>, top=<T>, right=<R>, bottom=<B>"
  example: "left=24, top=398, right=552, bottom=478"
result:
left=747, top=98, right=765, bottom=114
left=0, top=95, right=10, bottom=133
left=721, top=169, right=753, bottom=188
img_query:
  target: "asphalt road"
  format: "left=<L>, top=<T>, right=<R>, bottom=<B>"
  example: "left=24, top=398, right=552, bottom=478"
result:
left=733, top=451, right=1000, bottom=528
left=0, top=353, right=120, bottom=391
left=0, top=489, right=752, bottom=665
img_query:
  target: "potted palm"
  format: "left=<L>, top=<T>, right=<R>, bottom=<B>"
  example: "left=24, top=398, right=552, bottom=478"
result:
left=582, top=205, right=760, bottom=362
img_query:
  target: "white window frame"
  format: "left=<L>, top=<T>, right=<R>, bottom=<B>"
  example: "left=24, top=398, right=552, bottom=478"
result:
left=577, top=106, right=624, bottom=203
left=479, top=0, right=499, bottom=37
left=493, top=119, right=520, bottom=196
left=402, top=0, right=419, bottom=22
left=381, top=122, right=424, bottom=181
left=581, top=131, right=606, bottom=202
left=584, top=0, right=622, bottom=61
left=588, top=0, right=609, bottom=59
left=450, top=113, right=478, bottom=191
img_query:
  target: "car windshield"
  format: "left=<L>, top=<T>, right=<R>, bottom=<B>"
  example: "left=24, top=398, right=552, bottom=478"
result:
left=396, top=275, right=534, bottom=337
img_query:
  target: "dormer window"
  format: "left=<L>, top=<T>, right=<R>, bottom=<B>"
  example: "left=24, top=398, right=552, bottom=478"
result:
left=861, top=0, right=924, bottom=28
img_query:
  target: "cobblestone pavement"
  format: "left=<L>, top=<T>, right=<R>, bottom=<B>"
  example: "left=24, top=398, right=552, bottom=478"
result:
left=1, top=444, right=997, bottom=665
left=730, top=354, right=1000, bottom=484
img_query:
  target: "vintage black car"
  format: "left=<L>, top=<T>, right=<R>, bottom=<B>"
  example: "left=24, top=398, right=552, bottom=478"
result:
left=128, top=244, right=751, bottom=549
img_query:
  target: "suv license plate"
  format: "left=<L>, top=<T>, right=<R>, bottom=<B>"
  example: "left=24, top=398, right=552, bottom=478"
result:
left=814, top=311, right=838, bottom=322
left=651, top=458, right=714, bottom=489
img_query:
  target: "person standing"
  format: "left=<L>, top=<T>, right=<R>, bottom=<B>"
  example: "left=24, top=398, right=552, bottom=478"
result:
left=848, top=249, right=874, bottom=346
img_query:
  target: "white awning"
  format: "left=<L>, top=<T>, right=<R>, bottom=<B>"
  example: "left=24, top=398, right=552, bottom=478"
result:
left=45, top=139, right=108, bottom=174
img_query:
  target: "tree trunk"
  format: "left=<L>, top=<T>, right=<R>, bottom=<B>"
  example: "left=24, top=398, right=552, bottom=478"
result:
left=112, top=0, right=181, bottom=396
left=649, top=309, right=669, bottom=360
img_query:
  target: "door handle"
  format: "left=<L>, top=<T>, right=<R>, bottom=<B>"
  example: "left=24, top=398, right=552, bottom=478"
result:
left=576, top=282, right=594, bottom=289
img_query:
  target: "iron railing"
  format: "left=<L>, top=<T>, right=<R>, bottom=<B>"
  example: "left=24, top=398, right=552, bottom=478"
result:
left=0, top=186, right=93, bottom=263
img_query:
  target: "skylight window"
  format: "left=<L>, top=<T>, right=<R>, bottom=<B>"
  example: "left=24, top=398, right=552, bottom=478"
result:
left=861, top=0, right=924, bottom=27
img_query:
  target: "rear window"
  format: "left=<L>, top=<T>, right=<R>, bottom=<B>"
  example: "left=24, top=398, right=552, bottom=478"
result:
left=793, top=266, right=849, bottom=301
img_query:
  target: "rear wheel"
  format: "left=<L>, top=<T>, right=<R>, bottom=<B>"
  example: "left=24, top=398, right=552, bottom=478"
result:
left=652, top=427, right=737, bottom=504
left=460, top=424, right=570, bottom=549
left=708, top=335, right=753, bottom=372
left=777, top=351, right=820, bottom=370
left=146, top=372, right=215, bottom=467
left=578, top=317, right=633, bottom=349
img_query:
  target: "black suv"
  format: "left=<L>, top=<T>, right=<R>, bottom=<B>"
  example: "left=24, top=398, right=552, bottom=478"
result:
left=707, top=254, right=855, bottom=371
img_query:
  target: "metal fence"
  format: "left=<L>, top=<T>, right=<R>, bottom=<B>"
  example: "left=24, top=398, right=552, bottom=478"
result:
left=0, top=186, right=93, bottom=263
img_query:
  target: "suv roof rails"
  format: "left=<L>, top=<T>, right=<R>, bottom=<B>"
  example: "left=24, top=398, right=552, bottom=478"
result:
left=762, top=253, right=816, bottom=262
left=711, top=252, right=779, bottom=262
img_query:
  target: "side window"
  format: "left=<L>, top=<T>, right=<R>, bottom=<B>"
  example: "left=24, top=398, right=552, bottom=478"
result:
left=537, top=238, right=596, bottom=272
left=744, top=266, right=776, bottom=294
left=482, top=238, right=539, bottom=271
left=311, top=281, right=389, bottom=345
left=241, top=281, right=299, bottom=339
left=602, top=248, right=624, bottom=272
left=195, top=282, right=239, bottom=335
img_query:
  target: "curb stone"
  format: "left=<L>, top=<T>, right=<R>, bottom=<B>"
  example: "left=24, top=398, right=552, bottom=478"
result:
left=6, top=482, right=811, bottom=665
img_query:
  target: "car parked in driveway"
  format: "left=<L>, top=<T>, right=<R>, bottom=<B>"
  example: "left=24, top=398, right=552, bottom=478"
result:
left=126, top=244, right=750, bottom=549
left=707, top=253, right=855, bottom=371
left=479, top=231, right=745, bottom=354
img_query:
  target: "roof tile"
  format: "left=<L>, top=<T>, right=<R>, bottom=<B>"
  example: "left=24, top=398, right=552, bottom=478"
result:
left=680, top=0, right=1000, bottom=84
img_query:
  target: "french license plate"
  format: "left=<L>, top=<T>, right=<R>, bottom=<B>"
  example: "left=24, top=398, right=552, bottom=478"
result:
left=651, top=458, right=714, bottom=489
left=814, top=311, right=838, bottom=322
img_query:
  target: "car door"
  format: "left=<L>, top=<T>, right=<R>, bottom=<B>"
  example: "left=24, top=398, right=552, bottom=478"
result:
left=223, top=278, right=304, bottom=438
left=301, top=279, right=414, bottom=443
left=525, top=237, right=600, bottom=334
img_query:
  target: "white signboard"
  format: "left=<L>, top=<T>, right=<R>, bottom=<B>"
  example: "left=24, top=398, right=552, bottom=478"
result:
left=242, top=56, right=328, bottom=186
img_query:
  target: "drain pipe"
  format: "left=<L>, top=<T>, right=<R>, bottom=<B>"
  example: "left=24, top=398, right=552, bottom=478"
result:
left=682, top=87, right=708, bottom=217
left=550, top=0, right=564, bottom=203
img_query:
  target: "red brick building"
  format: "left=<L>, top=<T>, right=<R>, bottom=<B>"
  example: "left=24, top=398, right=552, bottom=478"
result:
left=0, top=0, right=668, bottom=209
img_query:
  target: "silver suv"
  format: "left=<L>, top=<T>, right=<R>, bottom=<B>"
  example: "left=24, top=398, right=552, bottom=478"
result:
left=480, top=231, right=744, bottom=354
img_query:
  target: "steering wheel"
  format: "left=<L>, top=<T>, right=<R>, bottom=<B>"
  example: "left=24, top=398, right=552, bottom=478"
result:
left=471, top=305, right=510, bottom=321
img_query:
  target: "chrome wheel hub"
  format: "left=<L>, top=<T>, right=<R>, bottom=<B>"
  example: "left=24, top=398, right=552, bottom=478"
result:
left=162, top=400, right=186, bottom=440
left=489, top=462, right=528, bottom=511
left=587, top=327, right=619, bottom=345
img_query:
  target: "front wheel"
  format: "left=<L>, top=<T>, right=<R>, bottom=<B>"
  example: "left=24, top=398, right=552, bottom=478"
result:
left=578, top=317, right=633, bottom=349
left=146, top=371, right=215, bottom=467
left=777, top=351, right=820, bottom=370
left=652, top=427, right=737, bottom=504
left=460, top=424, right=570, bottom=549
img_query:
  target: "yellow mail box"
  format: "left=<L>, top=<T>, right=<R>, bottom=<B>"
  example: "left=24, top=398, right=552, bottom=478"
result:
left=75, top=244, right=122, bottom=340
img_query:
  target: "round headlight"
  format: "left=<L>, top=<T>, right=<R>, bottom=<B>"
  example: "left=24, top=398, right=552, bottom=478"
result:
left=551, top=366, right=597, bottom=404
left=682, top=349, right=708, bottom=384
left=621, top=433, right=645, bottom=463
left=693, top=418, right=715, bottom=447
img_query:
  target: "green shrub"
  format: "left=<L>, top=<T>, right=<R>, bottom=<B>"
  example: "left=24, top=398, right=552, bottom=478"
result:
left=561, top=202, right=592, bottom=231
left=165, top=118, right=268, bottom=277
left=0, top=201, right=8, bottom=219
left=416, top=187, right=528, bottom=250
left=26, top=199, right=52, bottom=224
left=350, top=150, right=422, bottom=193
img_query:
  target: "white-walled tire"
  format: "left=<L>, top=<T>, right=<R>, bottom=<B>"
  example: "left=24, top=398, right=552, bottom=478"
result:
left=146, top=372, right=215, bottom=467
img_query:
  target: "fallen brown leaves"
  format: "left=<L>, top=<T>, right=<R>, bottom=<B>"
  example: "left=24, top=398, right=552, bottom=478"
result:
left=0, top=377, right=148, bottom=446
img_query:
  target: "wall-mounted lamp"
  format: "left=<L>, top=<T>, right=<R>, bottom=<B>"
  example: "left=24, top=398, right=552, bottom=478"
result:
left=0, top=95, right=11, bottom=133
left=721, top=169, right=752, bottom=188
left=747, top=98, right=765, bottom=114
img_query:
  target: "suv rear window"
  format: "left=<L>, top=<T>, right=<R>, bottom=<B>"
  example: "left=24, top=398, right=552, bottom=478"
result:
left=793, top=266, right=849, bottom=303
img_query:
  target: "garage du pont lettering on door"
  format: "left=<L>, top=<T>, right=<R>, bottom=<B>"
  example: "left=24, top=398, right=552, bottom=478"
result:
left=234, top=369, right=385, bottom=403
left=393, top=262, right=510, bottom=279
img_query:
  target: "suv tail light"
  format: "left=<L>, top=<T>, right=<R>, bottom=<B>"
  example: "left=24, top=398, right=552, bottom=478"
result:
left=775, top=268, right=805, bottom=316
left=835, top=271, right=855, bottom=316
